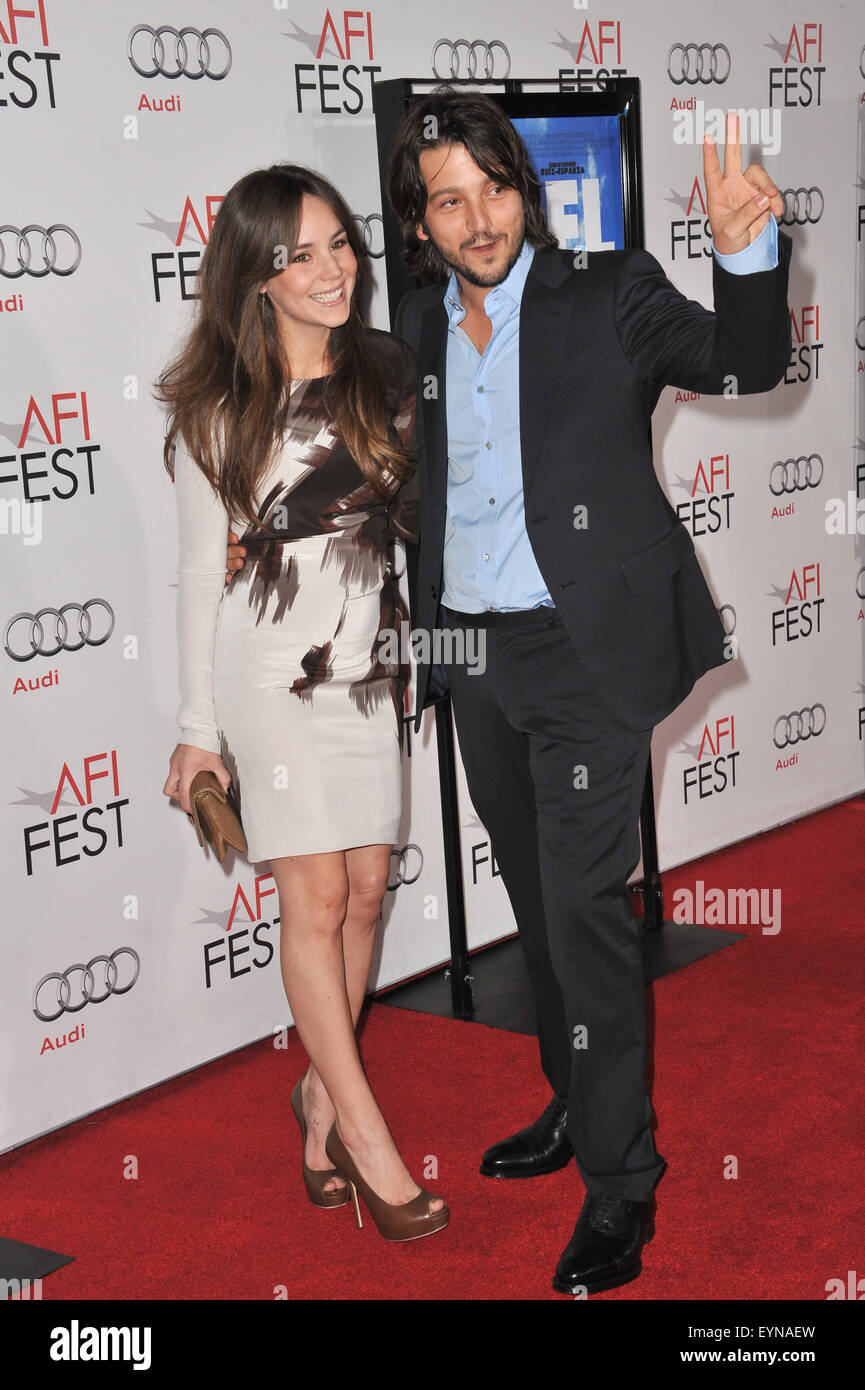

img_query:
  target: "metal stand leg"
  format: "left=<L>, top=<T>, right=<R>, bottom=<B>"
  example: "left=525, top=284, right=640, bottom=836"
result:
left=433, top=696, right=474, bottom=1017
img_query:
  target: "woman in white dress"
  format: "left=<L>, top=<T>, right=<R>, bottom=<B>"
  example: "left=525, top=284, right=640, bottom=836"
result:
left=157, top=164, right=447, bottom=1241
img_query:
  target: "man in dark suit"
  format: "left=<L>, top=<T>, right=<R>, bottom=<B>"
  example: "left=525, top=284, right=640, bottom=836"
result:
left=385, top=89, right=791, bottom=1295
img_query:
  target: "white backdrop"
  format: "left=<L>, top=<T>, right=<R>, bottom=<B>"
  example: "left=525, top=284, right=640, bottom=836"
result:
left=2, top=0, right=863, bottom=1151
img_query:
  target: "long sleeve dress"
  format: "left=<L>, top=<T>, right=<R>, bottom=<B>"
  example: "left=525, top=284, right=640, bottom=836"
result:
left=172, top=329, right=420, bottom=862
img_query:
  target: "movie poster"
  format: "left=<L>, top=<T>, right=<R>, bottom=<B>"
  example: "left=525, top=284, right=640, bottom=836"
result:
left=511, top=113, right=626, bottom=251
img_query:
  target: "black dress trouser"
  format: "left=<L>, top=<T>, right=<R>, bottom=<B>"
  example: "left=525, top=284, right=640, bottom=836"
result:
left=440, top=607, right=666, bottom=1203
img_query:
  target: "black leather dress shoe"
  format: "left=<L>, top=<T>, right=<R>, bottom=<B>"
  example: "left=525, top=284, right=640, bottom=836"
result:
left=479, top=1096, right=573, bottom=1178
left=552, top=1193, right=655, bottom=1295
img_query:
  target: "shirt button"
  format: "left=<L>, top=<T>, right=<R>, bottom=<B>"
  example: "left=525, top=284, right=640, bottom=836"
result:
left=477, top=385, right=484, bottom=393
left=485, top=441, right=492, bottom=450
left=488, top=497, right=495, bottom=505
left=483, top=553, right=490, bottom=561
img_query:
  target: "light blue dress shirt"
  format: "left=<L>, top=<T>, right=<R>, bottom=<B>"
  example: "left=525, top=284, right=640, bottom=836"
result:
left=441, top=217, right=779, bottom=613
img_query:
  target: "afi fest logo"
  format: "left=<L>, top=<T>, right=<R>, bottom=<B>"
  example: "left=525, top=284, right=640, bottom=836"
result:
left=768, top=562, right=824, bottom=646
left=284, top=7, right=380, bottom=114
left=19, top=750, right=130, bottom=876
left=767, top=22, right=825, bottom=107
left=666, top=177, right=711, bottom=260
left=199, top=873, right=278, bottom=989
left=552, top=18, right=626, bottom=93
left=671, top=454, right=734, bottom=536
left=0, top=389, right=101, bottom=507
left=142, top=194, right=223, bottom=302
left=0, top=0, right=60, bottom=109
left=678, top=715, right=740, bottom=805
left=785, top=304, right=822, bottom=384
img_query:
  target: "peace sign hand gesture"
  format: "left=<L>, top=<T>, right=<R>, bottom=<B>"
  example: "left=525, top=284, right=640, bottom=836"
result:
left=704, top=111, right=784, bottom=256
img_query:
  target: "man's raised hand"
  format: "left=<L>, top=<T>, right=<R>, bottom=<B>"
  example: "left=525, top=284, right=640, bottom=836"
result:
left=704, top=111, right=784, bottom=256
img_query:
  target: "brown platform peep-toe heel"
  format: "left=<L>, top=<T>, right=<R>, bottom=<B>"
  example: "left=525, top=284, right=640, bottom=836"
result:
left=325, top=1123, right=449, bottom=1241
left=290, top=1080, right=349, bottom=1209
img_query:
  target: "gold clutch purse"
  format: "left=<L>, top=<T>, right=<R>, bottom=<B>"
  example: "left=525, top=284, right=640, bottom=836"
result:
left=187, top=770, right=247, bottom=863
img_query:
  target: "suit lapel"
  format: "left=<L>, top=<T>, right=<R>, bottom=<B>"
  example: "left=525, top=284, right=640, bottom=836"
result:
left=519, top=251, right=576, bottom=503
left=419, top=295, right=449, bottom=546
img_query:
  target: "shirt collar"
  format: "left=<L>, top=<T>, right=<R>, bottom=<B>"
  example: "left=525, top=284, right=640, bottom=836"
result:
left=444, top=238, right=534, bottom=326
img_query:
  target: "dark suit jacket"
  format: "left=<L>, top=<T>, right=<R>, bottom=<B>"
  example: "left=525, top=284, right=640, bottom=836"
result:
left=394, top=232, right=793, bottom=732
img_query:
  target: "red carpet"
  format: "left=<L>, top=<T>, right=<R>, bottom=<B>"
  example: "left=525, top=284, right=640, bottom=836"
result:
left=2, top=799, right=862, bottom=1300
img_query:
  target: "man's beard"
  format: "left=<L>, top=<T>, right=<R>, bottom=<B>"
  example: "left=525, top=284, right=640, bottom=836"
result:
left=430, top=228, right=525, bottom=288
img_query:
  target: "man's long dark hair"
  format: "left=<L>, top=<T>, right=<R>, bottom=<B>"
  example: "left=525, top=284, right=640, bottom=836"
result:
left=154, top=163, right=412, bottom=530
left=387, top=87, right=559, bottom=284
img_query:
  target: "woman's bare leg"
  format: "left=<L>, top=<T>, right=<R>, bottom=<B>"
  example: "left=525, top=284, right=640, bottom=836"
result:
left=271, top=847, right=443, bottom=1209
left=300, top=844, right=388, bottom=1189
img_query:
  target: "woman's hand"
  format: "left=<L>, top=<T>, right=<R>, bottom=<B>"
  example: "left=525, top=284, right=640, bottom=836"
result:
left=163, top=743, right=232, bottom=816
left=226, top=530, right=246, bottom=584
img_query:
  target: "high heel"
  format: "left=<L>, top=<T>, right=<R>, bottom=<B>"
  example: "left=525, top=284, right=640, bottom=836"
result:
left=325, top=1123, right=449, bottom=1242
left=290, top=1081, right=349, bottom=1209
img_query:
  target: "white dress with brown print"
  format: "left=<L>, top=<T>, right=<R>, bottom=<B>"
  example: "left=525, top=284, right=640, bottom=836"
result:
left=173, top=330, right=419, bottom=861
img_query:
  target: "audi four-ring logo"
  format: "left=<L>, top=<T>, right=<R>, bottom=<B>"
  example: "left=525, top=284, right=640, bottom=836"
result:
left=773, top=705, right=826, bottom=749
left=857, top=568, right=865, bottom=600
left=0, top=224, right=81, bottom=279
left=860, top=43, right=865, bottom=80
left=431, top=39, right=511, bottom=81
left=769, top=455, right=824, bottom=494
left=780, top=188, right=824, bottom=225
left=353, top=213, right=384, bottom=259
left=388, top=844, right=423, bottom=889
left=128, top=25, right=232, bottom=79
left=33, top=948, right=140, bottom=1022
left=4, top=600, right=115, bottom=662
left=666, top=43, right=731, bottom=84
left=856, top=318, right=865, bottom=352
left=718, top=604, right=736, bottom=636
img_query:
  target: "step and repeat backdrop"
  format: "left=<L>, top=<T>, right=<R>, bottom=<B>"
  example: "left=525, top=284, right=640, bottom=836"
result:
left=2, top=0, right=863, bottom=1150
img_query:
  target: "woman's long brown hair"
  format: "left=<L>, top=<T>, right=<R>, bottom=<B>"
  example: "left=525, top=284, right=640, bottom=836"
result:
left=154, top=164, right=412, bottom=530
